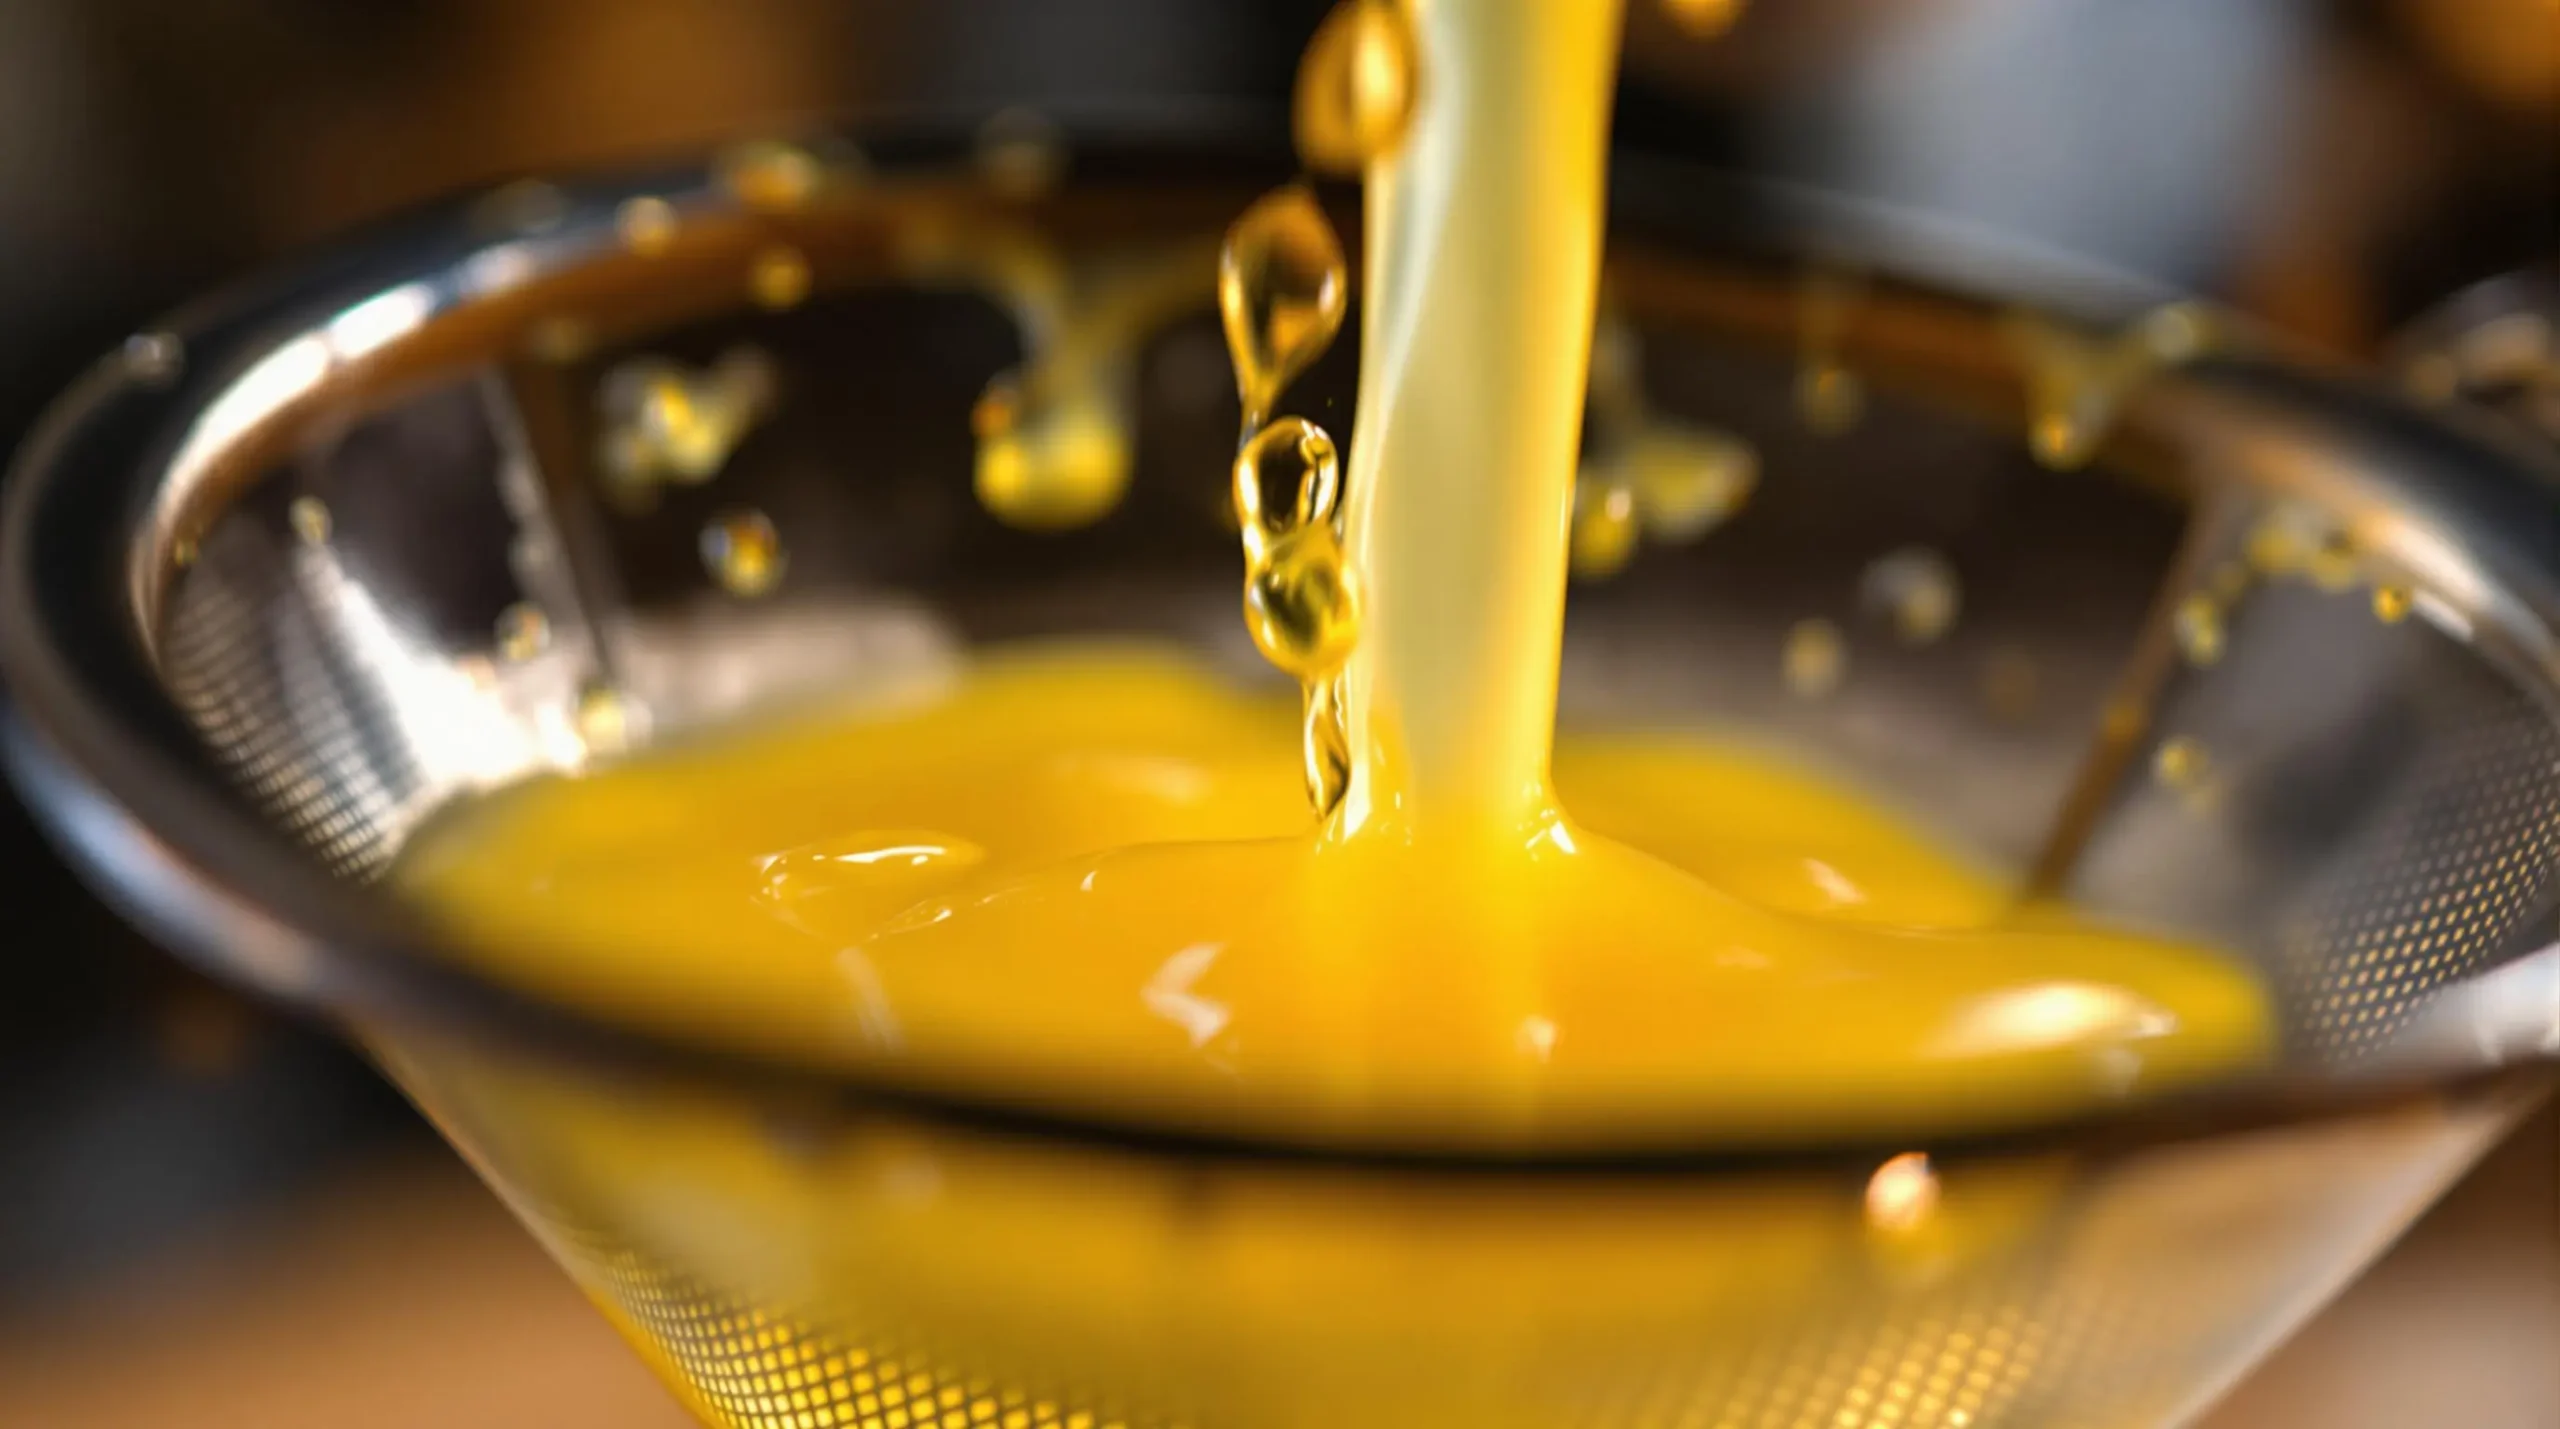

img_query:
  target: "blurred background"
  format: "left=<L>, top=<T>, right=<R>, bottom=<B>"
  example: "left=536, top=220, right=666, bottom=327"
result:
left=0, top=1, right=2551, bottom=1425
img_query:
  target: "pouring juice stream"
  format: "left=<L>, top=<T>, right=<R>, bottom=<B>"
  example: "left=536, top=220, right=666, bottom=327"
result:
left=398, top=0, right=2270, bottom=1149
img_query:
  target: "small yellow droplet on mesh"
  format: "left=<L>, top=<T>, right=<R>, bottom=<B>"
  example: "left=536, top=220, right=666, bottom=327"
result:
left=750, top=246, right=813, bottom=311
left=1783, top=618, right=1847, bottom=698
left=2373, top=584, right=2414, bottom=624
left=617, top=195, right=680, bottom=256
left=2307, top=533, right=2360, bottom=593
left=1294, top=0, right=1418, bottom=174
left=288, top=496, right=331, bottom=545
left=702, top=508, right=788, bottom=597
left=2172, top=594, right=2225, bottom=666
left=495, top=603, right=551, bottom=662
left=2153, top=737, right=2209, bottom=790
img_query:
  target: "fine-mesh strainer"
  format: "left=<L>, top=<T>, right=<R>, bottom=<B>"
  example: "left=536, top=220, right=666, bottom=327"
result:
left=4, top=120, right=2559, bottom=1429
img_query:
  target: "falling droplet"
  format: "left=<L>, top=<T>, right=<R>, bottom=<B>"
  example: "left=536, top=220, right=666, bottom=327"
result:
left=1570, top=479, right=1641, bottom=579
left=972, top=375, right=1134, bottom=530
left=1244, top=521, right=1360, bottom=681
left=750, top=246, right=813, bottom=310
left=2172, top=593, right=2226, bottom=666
left=616, top=195, right=680, bottom=256
left=702, top=509, right=787, bottom=597
left=1294, top=0, right=1419, bottom=174
left=1219, top=186, right=1348, bottom=430
left=1858, top=547, right=1961, bottom=645
left=717, top=140, right=824, bottom=212
left=495, top=603, right=551, bottom=661
left=288, top=496, right=331, bottom=545
left=2373, top=584, right=2414, bottom=624
left=1783, top=618, right=1847, bottom=698
left=975, top=108, right=1068, bottom=199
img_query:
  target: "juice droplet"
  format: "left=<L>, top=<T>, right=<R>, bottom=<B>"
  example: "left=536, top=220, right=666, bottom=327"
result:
left=1783, top=618, right=1847, bottom=698
left=702, top=508, right=787, bottom=597
left=495, top=602, right=551, bottom=662
left=1219, top=186, right=1348, bottom=430
left=2011, top=304, right=2217, bottom=471
left=574, top=684, right=638, bottom=757
left=750, top=246, right=814, bottom=310
left=975, top=108, right=1068, bottom=199
left=2246, top=505, right=2325, bottom=577
left=598, top=349, right=776, bottom=492
left=288, top=496, right=332, bottom=545
left=2373, top=585, right=2414, bottom=624
left=1244, top=522, right=1360, bottom=681
left=1627, top=425, right=1757, bottom=541
left=1294, top=0, right=1418, bottom=174
left=2307, top=532, right=2360, bottom=593
left=2153, top=736, right=2209, bottom=790
left=616, top=195, right=679, bottom=256
left=1858, top=547, right=1960, bottom=645
left=171, top=535, right=199, bottom=569
left=1570, top=479, right=1641, bottom=578
left=717, top=140, right=824, bottom=212
left=972, top=375, right=1134, bottom=530
left=2172, top=594, right=2225, bottom=666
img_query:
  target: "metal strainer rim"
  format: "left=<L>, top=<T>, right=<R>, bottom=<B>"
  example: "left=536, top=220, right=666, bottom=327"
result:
left=5, top=113, right=2558, bottom=1173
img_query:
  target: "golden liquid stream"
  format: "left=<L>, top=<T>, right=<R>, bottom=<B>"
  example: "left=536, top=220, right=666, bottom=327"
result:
left=400, top=0, right=2272, bottom=1151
